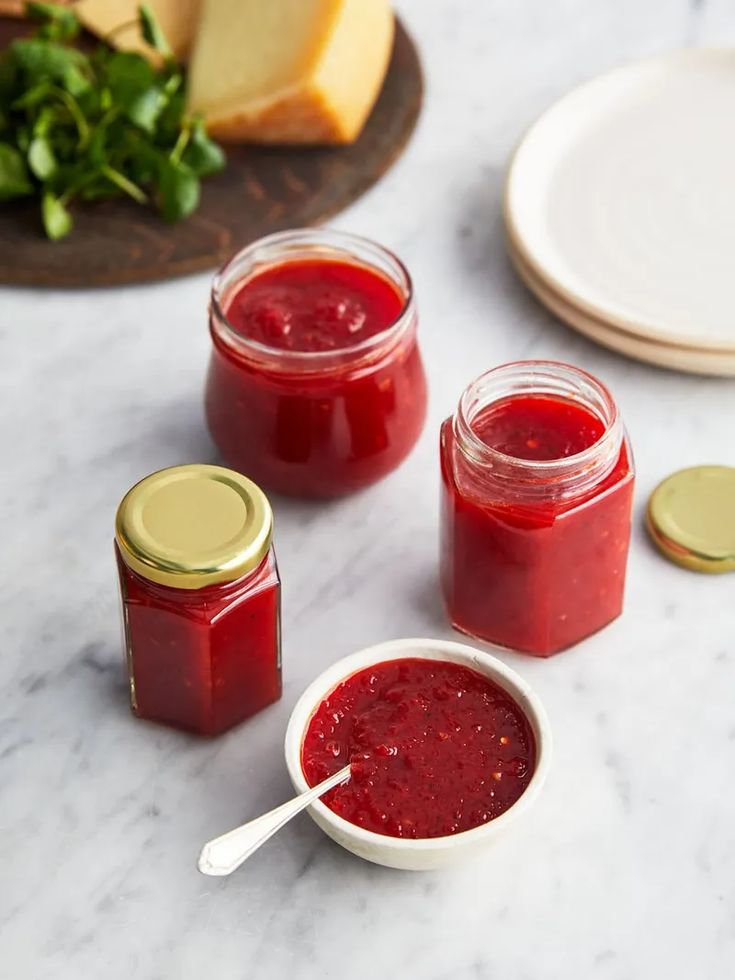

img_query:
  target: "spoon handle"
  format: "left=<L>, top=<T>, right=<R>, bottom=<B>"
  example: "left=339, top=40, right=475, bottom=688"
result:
left=197, top=764, right=351, bottom=877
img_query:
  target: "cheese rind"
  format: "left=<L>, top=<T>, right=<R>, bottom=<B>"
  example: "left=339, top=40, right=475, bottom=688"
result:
left=187, top=0, right=394, bottom=145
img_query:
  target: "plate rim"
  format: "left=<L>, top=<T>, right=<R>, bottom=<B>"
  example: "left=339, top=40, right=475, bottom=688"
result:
left=507, top=238, right=735, bottom=377
left=505, top=47, right=735, bottom=354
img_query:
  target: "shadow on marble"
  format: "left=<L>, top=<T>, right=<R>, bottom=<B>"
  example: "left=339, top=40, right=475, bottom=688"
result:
left=452, top=161, right=585, bottom=347
left=214, top=815, right=428, bottom=893
left=73, top=640, right=132, bottom=722
left=455, top=162, right=507, bottom=291
left=406, top=567, right=454, bottom=634
left=132, top=396, right=220, bottom=470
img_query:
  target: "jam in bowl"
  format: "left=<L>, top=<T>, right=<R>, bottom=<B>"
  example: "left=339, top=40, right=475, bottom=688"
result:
left=285, top=638, right=552, bottom=870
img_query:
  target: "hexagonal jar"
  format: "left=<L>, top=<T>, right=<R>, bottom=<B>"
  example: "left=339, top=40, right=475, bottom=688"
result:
left=440, top=361, right=635, bottom=656
left=115, top=465, right=281, bottom=735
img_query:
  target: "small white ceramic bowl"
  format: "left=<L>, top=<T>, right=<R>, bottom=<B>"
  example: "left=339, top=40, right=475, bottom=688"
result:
left=284, top=637, right=552, bottom=870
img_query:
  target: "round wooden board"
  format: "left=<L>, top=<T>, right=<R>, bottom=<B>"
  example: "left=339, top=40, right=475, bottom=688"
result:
left=0, top=17, right=423, bottom=287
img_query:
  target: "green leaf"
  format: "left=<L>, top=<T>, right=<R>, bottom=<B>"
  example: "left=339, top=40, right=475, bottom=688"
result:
left=25, top=2, right=80, bottom=41
left=139, top=4, right=172, bottom=59
left=0, top=4, right=221, bottom=239
left=0, top=142, right=33, bottom=200
left=41, top=190, right=72, bottom=239
left=104, top=52, right=155, bottom=104
left=103, top=52, right=167, bottom=132
left=182, top=116, right=226, bottom=177
left=158, top=157, right=199, bottom=222
left=127, top=86, right=166, bottom=132
left=28, top=135, right=56, bottom=179
left=10, top=39, right=90, bottom=97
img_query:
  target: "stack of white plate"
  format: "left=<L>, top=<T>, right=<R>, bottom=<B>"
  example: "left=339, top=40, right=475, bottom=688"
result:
left=504, top=49, right=735, bottom=376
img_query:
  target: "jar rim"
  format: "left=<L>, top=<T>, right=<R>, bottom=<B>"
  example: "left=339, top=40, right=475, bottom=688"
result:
left=209, top=228, right=416, bottom=373
left=453, top=360, right=624, bottom=500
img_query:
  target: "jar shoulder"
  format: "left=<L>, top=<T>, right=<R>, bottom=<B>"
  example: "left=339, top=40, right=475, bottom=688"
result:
left=117, top=547, right=280, bottom=623
left=441, top=416, right=634, bottom=521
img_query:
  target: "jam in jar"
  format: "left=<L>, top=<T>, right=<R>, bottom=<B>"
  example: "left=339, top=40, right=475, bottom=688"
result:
left=440, top=361, right=635, bottom=656
left=115, top=465, right=281, bottom=735
left=205, top=229, right=427, bottom=498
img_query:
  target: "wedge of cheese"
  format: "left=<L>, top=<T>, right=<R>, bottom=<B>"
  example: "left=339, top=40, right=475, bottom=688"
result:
left=74, top=0, right=201, bottom=61
left=187, top=0, right=394, bottom=144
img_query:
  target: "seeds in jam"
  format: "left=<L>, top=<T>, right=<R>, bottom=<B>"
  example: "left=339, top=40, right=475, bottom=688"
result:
left=302, top=658, right=536, bottom=839
left=472, top=394, right=605, bottom=461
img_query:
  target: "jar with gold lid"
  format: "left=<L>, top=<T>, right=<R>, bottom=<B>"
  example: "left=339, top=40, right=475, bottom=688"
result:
left=115, top=464, right=281, bottom=736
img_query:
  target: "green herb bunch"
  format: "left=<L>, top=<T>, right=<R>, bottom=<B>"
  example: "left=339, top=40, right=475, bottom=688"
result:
left=0, top=2, right=225, bottom=239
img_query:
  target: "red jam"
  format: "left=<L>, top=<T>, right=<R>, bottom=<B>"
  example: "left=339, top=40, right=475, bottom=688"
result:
left=116, top=549, right=281, bottom=736
left=225, top=259, right=404, bottom=352
left=441, top=364, right=635, bottom=656
left=115, top=465, right=281, bottom=736
left=473, top=395, right=605, bottom=460
left=205, top=232, right=427, bottom=499
left=302, top=658, right=536, bottom=839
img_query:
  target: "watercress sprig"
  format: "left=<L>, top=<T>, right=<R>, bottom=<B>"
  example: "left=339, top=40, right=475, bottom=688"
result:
left=0, top=2, right=225, bottom=239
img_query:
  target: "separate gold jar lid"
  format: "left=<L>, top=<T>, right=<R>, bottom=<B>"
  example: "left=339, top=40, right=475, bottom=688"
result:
left=115, top=465, right=273, bottom=590
left=646, top=465, right=735, bottom=574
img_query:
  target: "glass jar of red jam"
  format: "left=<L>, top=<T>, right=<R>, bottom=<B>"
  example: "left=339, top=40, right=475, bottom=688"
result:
left=205, top=229, right=427, bottom=498
left=115, top=465, right=281, bottom=735
left=440, top=361, right=635, bottom=656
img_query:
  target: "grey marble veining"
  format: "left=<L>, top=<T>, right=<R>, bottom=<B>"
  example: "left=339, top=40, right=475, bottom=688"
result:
left=2, top=1, right=735, bottom=977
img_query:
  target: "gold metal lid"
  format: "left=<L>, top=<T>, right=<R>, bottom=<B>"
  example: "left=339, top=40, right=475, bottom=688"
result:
left=646, top=465, right=735, bottom=574
left=115, top=465, right=273, bottom=590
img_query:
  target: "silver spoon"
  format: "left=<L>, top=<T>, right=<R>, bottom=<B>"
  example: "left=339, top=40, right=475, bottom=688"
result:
left=197, top=764, right=351, bottom=876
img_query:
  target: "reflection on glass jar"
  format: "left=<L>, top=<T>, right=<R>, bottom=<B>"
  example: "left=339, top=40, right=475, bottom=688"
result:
left=440, top=361, right=635, bottom=656
left=115, top=465, right=281, bottom=735
left=205, top=229, right=427, bottom=498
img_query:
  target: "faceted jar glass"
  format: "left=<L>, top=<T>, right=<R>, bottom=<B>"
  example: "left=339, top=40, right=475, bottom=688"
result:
left=440, top=361, right=635, bottom=656
left=205, top=229, right=428, bottom=498
left=116, top=546, right=281, bottom=736
left=114, top=464, right=281, bottom=737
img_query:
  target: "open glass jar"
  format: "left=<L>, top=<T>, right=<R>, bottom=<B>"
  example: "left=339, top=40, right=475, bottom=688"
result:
left=115, top=465, right=281, bottom=735
left=205, top=229, right=427, bottom=498
left=440, top=361, right=635, bottom=656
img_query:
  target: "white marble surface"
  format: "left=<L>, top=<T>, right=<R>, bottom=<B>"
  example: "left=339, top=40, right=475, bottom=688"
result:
left=2, top=2, right=735, bottom=977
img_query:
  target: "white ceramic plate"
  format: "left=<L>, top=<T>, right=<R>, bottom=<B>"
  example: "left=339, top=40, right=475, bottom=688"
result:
left=508, top=240, right=735, bottom=376
left=506, top=49, right=735, bottom=352
left=285, top=638, right=552, bottom=871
